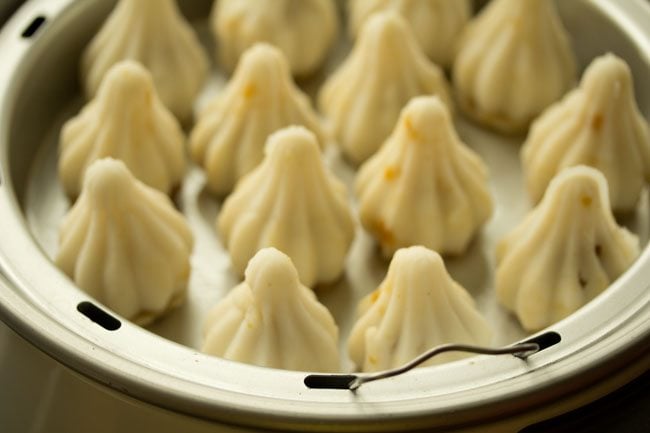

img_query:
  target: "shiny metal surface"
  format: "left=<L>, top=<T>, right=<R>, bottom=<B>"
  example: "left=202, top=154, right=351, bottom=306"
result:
left=306, top=342, right=542, bottom=391
left=0, top=0, right=649, bottom=431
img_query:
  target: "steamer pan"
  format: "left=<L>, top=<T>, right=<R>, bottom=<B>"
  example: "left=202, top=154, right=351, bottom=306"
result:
left=0, top=0, right=649, bottom=431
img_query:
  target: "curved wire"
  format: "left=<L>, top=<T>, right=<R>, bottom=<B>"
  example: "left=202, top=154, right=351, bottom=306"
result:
left=347, top=342, right=540, bottom=390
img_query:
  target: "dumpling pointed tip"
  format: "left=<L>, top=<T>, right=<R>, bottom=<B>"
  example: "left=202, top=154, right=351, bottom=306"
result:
left=241, top=42, right=284, bottom=63
left=83, top=158, right=135, bottom=201
left=406, top=95, right=448, bottom=113
left=589, top=53, right=629, bottom=73
left=265, top=126, right=321, bottom=160
left=360, top=10, right=409, bottom=42
left=244, top=248, right=302, bottom=297
left=401, top=96, right=450, bottom=136
left=543, top=165, right=609, bottom=208
left=237, top=42, right=288, bottom=76
left=583, top=53, right=632, bottom=92
left=99, top=61, right=154, bottom=97
left=392, top=246, right=445, bottom=273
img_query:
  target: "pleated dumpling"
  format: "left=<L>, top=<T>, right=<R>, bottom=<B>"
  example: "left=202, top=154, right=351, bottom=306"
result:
left=356, top=96, right=493, bottom=257
left=348, top=246, right=492, bottom=372
left=212, top=0, right=338, bottom=77
left=320, top=11, right=451, bottom=164
left=496, top=166, right=640, bottom=331
left=453, top=0, right=576, bottom=134
left=348, top=0, right=472, bottom=68
left=60, top=61, right=186, bottom=199
left=82, top=0, right=208, bottom=121
left=190, top=43, right=325, bottom=196
left=202, top=248, right=339, bottom=372
left=521, top=54, right=650, bottom=213
left=218, top=126, right=355, bottom=287
left=55, top=158, right=194, bottom=325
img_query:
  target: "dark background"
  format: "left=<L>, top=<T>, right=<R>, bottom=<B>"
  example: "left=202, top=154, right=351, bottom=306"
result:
left=521, top=370, right=650, bottom=433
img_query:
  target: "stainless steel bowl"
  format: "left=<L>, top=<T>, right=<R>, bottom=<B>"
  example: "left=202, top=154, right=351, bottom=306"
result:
left=0, top=0, right=649, bottom=431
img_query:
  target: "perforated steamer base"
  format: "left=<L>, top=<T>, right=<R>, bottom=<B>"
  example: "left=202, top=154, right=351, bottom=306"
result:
left=0, top=0, right=649, bottom=432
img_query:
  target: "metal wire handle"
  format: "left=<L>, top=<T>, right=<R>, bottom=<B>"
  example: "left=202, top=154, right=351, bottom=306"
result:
left=304, top=342, right=540, bottom=391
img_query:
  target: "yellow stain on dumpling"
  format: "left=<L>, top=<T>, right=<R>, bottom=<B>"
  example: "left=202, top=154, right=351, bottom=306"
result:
left=591, top=113, right=604, bottom=132
left=581, top=195, right=593, bottom=208
left=404, top=116, right=420, bottom=141
left=243, top=83, right=257, bottom=99
left=384, top=166, right=400, bottom=181
left=372, top=219, right=395, bottom=247
left=368, top=355, right=378, bottom=365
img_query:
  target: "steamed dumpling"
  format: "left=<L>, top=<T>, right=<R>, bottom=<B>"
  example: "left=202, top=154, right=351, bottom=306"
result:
left=356, top=96, right=493, bottom=257
left=56, top=158, right=193, bottom=325
left=82, top=0, right=208, bottom=121
left=60, top=61, right=186, bottom=198
left=218, top=126, right=355, bottom=287
left=212, top=0, right=338, bottom=77
left=348, top=246, right=492, bottom=372
left=348, top=0, right=472, bottom=68
left=190, top=43, right=325, bottom=196
left=320, top=11, right=451, bottom=164
left=496, top=166, right=640, bottom=331
left=522, top=54, right=650, bottom=212
left=202, top=248, right=339, bottom=372
left=453, top=0, right=576, bottom=133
